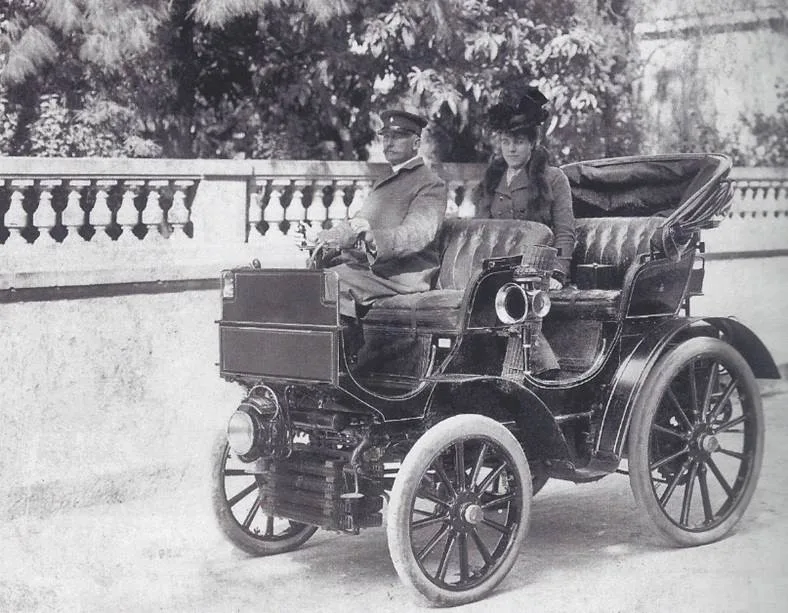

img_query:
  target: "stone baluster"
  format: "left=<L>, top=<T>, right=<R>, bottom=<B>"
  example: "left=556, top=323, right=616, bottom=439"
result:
left=328, top=180, right=350, bottom=225
left=286, top=179, right=307, bottom=238
left=750, top=181, right=766, bottom=217
left=735, top=180, right=757, bottom=217
left=731, top=182, right=744, bottom=218
left=168, top=180, right=193, bottom=241
left=4, top=181, right=32, bottom=246
left=457, top=181, right=476, bottom=218
left=247, top=185, right=264, bottom=243
left=263, top=179, right=288, bottom=240
left=347, top=180, right=370, bottom=218
left=768, top=180, right=782, bottom=214
left=90, top=181, right=115, bottom=244
left=117, top=181, right=142, bottom=242
left=307, top=180, right=330, bottom=232
left=749, top=181, right=769, bottom=218
left=33, top=180, right=59, bottom=244
left=142, top=181, right=167, bottom=242
left=778, top=179, right=788, bottom=207
left=62, top=180, right=89, bottom=244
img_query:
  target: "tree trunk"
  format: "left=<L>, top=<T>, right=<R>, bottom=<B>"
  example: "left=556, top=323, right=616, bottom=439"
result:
left=169, top=0, right=197, bottom=158
left=8, top=84, right=38, bottom=156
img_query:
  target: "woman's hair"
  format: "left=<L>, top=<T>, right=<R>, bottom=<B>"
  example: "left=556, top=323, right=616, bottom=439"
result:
left=478, top=136, right=554, bottom=213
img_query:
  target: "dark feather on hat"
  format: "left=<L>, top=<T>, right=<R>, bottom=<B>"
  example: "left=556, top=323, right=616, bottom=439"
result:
left=487, top=103, right=515, bottom=132
left=487, top=85, right=550, bottom=132
left=518, top=86, right=549, bottom=110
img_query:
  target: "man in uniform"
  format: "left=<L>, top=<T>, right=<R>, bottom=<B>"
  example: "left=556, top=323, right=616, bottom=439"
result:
left=316, top=110, right=447, bottom=324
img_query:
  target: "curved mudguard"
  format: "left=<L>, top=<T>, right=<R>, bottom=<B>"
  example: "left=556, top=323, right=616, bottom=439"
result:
left=425, top=375, right=573, bottom=465
left=702, top=317, right=781, bottom=379
left=594, top=315, right=780, bottom=461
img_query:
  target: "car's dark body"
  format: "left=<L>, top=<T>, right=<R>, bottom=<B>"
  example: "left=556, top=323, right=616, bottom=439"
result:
left=212, top=153, right=779, bottom=605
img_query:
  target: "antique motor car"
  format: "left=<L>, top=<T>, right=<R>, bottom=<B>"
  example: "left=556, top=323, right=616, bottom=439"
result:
left=211, top=153, right=779, bottom=606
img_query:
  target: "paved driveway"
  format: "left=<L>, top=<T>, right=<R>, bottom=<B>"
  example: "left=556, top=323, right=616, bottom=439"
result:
left=2, top=385, right=787, bottom=613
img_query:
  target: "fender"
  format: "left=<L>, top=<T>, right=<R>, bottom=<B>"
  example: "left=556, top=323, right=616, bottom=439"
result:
left=703, top=317, right=781, bottom=379
left=425, top=375, right=573, bottom=464
left=594, top=315, right=780, bottom=460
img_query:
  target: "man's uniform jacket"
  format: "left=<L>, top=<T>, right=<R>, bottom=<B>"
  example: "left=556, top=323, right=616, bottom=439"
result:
left=323, top=157, right=447, bottom=316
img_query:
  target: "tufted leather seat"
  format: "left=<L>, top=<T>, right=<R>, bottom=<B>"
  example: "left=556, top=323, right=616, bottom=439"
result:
left=364, top=219, right=553, bottom=329
left=550, top=216, right=666, bottom=319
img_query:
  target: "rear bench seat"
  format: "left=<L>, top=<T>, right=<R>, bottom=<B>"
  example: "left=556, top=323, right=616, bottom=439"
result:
left=364, top=218, right=553, bottom=330
left=549, top=216, right=665, bottom=319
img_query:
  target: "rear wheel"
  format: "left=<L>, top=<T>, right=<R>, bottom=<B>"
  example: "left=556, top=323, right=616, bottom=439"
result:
left=211, top=433, right=317, bottom=556
left=628, top=337, right=764, bottom=547
left=387, top=415, right=531, bottom=606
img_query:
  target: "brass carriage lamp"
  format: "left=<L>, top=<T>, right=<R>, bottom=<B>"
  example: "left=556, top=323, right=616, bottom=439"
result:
left=496, top=245, right=557, bottom=376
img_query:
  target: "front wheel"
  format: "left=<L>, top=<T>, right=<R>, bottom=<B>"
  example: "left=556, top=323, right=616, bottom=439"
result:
left=387, top=415, right=532, bottom=606
left=628, top=337, right=764, bottom=547
left=211, top=433, right=317, bottom=556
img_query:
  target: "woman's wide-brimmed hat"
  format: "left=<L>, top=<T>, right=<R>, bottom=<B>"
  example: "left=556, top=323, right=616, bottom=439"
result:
left=487, top=86, right=550, bottom=133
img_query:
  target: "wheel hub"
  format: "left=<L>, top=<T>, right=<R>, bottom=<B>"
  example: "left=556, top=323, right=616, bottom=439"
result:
left=462, top=503, right=484, bottom=525
left=698, top=433, right=720, bottom=454
left=447, top=491, right=486, bottom=531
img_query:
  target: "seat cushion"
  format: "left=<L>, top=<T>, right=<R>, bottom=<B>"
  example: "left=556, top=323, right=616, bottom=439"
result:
left=550, top=216, right=665, bottom=320
left=364, top=289, right=465, bottom=329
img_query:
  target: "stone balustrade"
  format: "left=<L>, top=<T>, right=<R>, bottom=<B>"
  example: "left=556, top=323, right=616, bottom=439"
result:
left=0, top=157, right=786, bottom=294
left=701, top=167, right=788, bottom=257
left=0, top=158, right=479, bottom=245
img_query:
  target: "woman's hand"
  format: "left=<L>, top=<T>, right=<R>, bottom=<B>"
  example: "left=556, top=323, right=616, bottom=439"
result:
left=548, top=276, right=563, bottom=290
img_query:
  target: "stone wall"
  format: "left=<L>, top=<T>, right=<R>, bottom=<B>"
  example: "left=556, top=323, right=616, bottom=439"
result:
left=636, top=1, right=787, bottom=154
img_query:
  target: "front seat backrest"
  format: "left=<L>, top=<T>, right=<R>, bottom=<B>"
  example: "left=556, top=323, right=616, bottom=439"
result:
left=436, top=218, right=554, bottom=290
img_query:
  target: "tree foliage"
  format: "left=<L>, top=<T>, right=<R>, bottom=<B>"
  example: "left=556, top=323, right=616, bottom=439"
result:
left=0, top=0, right=643, bottom=162
left=742, top=80, right=788, bottom=167
left=1, top=0, right=169, bottom=155
left=351, top=0, right=641, bottom=162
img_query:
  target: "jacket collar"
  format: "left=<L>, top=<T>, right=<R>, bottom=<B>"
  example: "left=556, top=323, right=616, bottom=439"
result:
left=391, top=156, right=424, bottom=174
left=495, top=167, right=532, bottom=195
left=376, top=156, right=425, bottom=187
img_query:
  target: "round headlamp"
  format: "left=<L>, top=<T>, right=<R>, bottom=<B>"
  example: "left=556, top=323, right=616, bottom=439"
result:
left=227, top=410, right=256, bottom=456
left=495, top=282, right=529, bottom=324
left=528, top=289, right=551, bottom=318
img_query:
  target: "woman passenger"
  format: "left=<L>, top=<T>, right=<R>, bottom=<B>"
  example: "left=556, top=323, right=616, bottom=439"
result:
left=473, top=86, right=576, bottom=376
left=473, top=86, right=575, bottom=290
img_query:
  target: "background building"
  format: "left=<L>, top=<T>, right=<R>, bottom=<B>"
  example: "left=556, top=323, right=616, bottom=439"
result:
left=636, top=0, right=788, bottom=159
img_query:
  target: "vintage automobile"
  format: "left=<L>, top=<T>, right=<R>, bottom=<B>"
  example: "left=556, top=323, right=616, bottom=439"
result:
left=210, top=153, right=779, bottom=606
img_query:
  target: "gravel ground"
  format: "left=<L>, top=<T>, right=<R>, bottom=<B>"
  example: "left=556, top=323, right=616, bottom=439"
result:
left=2, top=383, right=787, bottom=613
